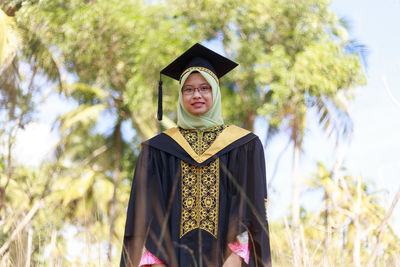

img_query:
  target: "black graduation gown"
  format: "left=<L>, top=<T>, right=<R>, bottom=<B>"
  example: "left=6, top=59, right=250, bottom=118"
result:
left=120, top=125, right=271, bottom=267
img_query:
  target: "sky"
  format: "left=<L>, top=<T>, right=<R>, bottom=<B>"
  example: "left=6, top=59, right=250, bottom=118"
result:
left=12, top=0, right=400, bottom=232
left=263, top=0, right=400, bottom=226
left=334, top=0, right=400, bottom=228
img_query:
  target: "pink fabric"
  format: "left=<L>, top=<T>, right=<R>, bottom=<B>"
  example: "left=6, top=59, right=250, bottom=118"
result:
left=139, top=248, right=165, bottom=266
left=140, top=231, right=250, bottom=265
left=228, top=238, right=250, bottom=264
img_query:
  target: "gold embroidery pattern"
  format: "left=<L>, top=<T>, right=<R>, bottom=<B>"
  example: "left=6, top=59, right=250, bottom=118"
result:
left=180, top=159, right=220, bottom=238
left=180, top=161, right=200, bottom=235
left=179, top=125, right=225, bottom=238
left=199, top=158, right=219, bottom=236
left=179, top=67, right=219, bottom=84
left=163, top=125, right=251, bottom=164
left=180, top=125, right=226, bottom=156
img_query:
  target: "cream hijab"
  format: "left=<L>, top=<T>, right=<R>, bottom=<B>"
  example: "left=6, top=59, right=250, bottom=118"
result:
left=177, top=69, right=224, bottom=129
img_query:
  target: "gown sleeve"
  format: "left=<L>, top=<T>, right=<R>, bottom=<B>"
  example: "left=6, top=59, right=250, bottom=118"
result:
left=120, top=144, right=162, bottom=267
left=225, top=137, right=271, bottom=266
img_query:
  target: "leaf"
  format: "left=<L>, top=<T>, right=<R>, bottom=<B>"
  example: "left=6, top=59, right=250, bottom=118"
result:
left=0, top=9, right=20, bottom=72
left=58, top=103, right=106, bottom=132
left=93, top=177, right=114, bottom=213
left=64, top=82, right=109, bottom=100
left=62, top=169, right=96, bottom=206
left=0, top=9, right=6, bottom=65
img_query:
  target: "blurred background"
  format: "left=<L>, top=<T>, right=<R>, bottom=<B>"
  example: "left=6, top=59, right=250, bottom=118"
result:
left=1, top=0, right=399, bottom=266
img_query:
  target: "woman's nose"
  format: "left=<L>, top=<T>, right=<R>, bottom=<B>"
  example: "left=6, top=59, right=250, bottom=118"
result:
left=192, top=88, right=202, bottom=98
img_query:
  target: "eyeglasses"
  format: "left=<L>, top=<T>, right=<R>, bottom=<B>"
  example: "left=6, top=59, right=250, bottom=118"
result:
left=182, top=86, right=212, bottom=96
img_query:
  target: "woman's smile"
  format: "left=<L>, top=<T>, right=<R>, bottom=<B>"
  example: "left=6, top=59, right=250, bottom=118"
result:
left=182, top=72, right=213, bottom=115
left=191, top=101, right=205, bottom=108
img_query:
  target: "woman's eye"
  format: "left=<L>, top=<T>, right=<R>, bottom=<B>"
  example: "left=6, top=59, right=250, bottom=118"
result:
left=184, top=88, right=194, bottom=93
left=200, top=86, right=209, bottom=91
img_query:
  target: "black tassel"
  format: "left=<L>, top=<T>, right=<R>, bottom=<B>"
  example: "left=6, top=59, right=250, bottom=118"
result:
left=157, top=75, right=163, bottom=121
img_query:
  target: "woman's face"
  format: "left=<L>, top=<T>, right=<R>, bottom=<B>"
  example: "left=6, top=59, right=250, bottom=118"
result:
left=181, top=72, right=213, bottom=115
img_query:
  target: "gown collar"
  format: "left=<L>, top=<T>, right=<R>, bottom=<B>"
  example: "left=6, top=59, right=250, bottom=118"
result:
left=162, top=125, right=252, bottom=164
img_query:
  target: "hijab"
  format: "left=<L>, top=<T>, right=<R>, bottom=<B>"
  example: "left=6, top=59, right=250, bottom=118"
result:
left=177, top=68, right=224, bottom=129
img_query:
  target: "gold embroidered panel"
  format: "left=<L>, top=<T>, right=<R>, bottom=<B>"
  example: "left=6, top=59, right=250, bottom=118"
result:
left=179, top=125, right=226, bottom=238
left=179, top=125, right=226, bottom=156
left=180, top=158, right=219, bottom=238
left=164, top=125, right=251, bottom=164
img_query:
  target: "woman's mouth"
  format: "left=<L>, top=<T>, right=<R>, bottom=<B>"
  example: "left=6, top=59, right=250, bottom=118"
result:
left=191, top=102, right=205, bottom=108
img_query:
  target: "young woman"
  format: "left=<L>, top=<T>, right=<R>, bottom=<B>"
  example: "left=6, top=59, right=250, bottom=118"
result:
left=121, top=43, right=271, bottom=267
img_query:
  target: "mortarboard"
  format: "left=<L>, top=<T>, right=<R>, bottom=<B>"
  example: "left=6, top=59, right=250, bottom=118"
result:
left=157, top=43, right=238, bottom=120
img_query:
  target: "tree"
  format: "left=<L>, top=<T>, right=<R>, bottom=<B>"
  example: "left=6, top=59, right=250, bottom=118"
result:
left=1, top=0, right=370, bottom=265
left=10, top=0, right=197, bottom=263
left=167, top=0, right=365, bottom=264
left=269, top=163, right=400, bottom=266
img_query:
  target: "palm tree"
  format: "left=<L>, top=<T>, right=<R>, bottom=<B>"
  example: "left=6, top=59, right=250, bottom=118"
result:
left=261, top=15, right=366, bottom=263
left=0, top=3, right=64, bottom=212
left=305, top=163, right=399, bottom=266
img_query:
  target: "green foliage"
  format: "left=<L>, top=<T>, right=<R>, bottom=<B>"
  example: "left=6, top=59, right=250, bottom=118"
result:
left=1, top=0, right=396, bottom=266
left=270, top=163, right=400, bottom=266
left=20, top=0, right=198, bottom=139
left=0, top=9, right=8, bottom=65
left=168, top=0, right=365, bottom=134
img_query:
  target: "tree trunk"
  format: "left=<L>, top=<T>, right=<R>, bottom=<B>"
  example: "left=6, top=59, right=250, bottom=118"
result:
left=353, top=177, right=361, bottom=267
left=0, top=130, right=14, bottom=211
left=1, top=1, right=26, bottom=16
left=49, top=229, right=57, bottom=267
left=323, top=191, right=329, bottom=267
left=25, top=225, right=33, bottom=267
left=0, top=200, right=43, bottom=257
left=367, top=187, right=400, bottom=266
left=291, top=142, right=301, bottom=267
left=107, top=117, right=122, bottom=262
left=243, top=110, right=256, bottom=132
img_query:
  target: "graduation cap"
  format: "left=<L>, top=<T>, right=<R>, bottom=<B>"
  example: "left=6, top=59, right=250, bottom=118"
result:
left=157, top=43, right=238, bottom=120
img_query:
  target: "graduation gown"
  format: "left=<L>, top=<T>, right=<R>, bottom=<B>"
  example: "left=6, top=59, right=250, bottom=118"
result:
left=121, top=125, right=271, bottom=267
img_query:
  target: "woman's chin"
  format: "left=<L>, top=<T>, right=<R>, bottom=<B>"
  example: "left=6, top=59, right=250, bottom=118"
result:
left=189, top=110, right=207, bottom=115
left=187, top=106, right=210, bottom=115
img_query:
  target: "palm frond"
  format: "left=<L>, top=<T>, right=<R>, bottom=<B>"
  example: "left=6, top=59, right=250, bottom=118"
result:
left=345, top=39, right=369, bottom=69
left=0, top=9, right=21, bottom=73
left=314, top=94, right=353, bottom=146
left=57, top=103, right=106, bottom=133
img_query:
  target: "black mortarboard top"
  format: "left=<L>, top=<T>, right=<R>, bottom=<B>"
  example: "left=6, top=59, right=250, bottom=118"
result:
left=157, top=43, right=238, bottom=120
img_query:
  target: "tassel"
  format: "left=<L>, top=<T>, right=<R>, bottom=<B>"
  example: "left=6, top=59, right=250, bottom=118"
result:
left=157, top=74, right=163, bottom=121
